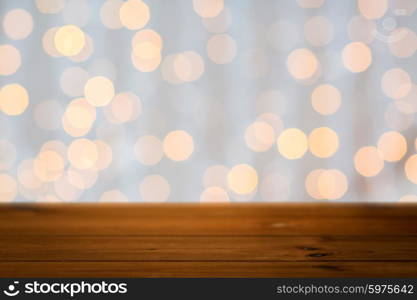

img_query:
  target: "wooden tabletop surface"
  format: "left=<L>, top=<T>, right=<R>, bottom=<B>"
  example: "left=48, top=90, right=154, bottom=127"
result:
left=1, top=203, right=417, bottom=277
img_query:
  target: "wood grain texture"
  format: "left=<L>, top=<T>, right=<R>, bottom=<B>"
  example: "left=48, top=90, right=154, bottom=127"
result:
left=0, top=203, right=416, bottom=277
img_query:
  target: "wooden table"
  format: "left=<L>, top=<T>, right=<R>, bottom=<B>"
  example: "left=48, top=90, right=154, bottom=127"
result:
left=1, top=203, right=416, bottom=277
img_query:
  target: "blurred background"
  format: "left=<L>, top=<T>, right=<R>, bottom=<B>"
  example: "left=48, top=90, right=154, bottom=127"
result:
left=0, top=0, right=417, bottom=203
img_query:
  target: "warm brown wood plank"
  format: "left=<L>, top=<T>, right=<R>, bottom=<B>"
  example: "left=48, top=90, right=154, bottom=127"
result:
left=1, top=261, right=416, bottom=277
left=1, top=203, right=417, bottom=236
left=1, top=236, right=417, bottom=262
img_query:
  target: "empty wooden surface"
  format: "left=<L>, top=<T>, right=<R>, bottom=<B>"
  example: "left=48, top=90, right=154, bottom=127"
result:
left=1, top=203, right=417, bottom=277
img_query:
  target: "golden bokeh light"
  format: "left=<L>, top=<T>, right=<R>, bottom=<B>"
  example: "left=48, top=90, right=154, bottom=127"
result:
left=33, top=150, right=65, bottom=182
left=227, top=164, right=258, bottom=195
left=357, top=0, right=388, bottom=20
left=354, top=146, right=384, bottom=177
left=305, top=169, right=348, bottom=200
left=381, top=68, right=412, bottom=100
left=308, top=127, right=339, bottom=158
left=67, top=138, right=98, bottom=170
left=405, top=154, right=417, bottom=184
left=304, top=16, right=334, bottom=47
left=399, top=194, right=417, bottom=202
left=119, top=0, right=150, bottom=30
left=17, top=159, right=43, bottom=191
left=69, top=33, right=94, bottom=63
left=193, top=0, right=224, bottom=18
left=277, top=128, right=308, bottom=160
left=139, top=174, right=170, bottom=202
left=163, top=130, right=194, bottom=161
left=134, top=135, right=164, bottom=165
left=0, top=45, right=21, bottom=76
left=67, top=167, right=98, bottom=190
left=100, top=0, right=123, bottom=29
left=388, top=27, right=417, bottom=58
left=3, top=9, right=33, bottom=40
left=104, top=92, right=142, bottom=123
left=244, top=121, right=275, bottom=152
left=200, top=186, right=230, bottom=202
left=342, top=42, right=372, bottom=73
left=63, top=98, right=96, bottom=131
left=207, top=34, right=237, bottom=64
left=100, top=189, right=129, bottom=202
left=0, top=173, right=17, bottom=202
left=256, top=113, right=284, bottom=135
left=203, top=165, right=229, bottom=188
left=173, top=51, right=205, bottom=82
left=54, top=25, right=86, bottom=56
left=36, top=0, right=65, bottom=14
left=0, top=84, right=29, bottom=116
left=287, top=48, right=319, bottom=80
left=84, top=76, right=115, bottom=107
left=93, top=140, right=113, bottom=170
left=42, top=27, right=62, bottom=57
left=377, top=131, right=407, bottom=162
left=54, top=174, right=83, bottom=202
left=311, top=84, right=341, bottom=115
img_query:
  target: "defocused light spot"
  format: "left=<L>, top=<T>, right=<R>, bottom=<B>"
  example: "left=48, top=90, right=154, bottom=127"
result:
left=100, top=0, right=123, bottom=29
left=287, top=48, right=318, bottom=80
left=134, top=135, right=164, bottom=165
left=0, top=84, right=29, bottom=116
left=399, top=194, right=417, bottom=202
left=405, top=154, right=417, bottom=184
left=104, top=92, right=142, bottom=123
left=201, top=8, right=231, bottom=33
left=342, top=42, right=372, bottom=73
left=3, top=9, right=33, bottom=40
left=244, top=121, right=275, bottom=152
left=381, top=68, right=412, bottom=100
left=0, top=140, right=16, bottom=170
left=260, top=172, right=290, bottom=202
left=358, top=0, right=388, bottom=19
left=54, top=25, right=85, bottom=56
left=311, top=84, right=341, bottom=115
left=354, top=146, right=384, bottom=177
left=94, top=140, right=113, bottom=170
left=67, top=138, right=98, bottom=169
left=207, top=34, right=237, bottom=64
left=203, top=165, right=229, bottom=188
left=18, top=159, right=43, bottom=190
left=200, top=186, right=230, bottom=202
left=62, top=98, right=96, bottom=137
left=60, top=67, right=90, bottom=97
left=388, top=27, right=417, bottom=58
left=34, top=100, right=63, bottom=130
left=41, top=140, right=68, bottom=165
left=317, top=169, right=348, bottom=200
left=174, top=51, right=205, bottom=82
left=296, top=0, right=325, bottom=8
left=0, top=173, right=17, bottom=202
left=69, top=33, right=94, bottom=62
left=348, top=15, right=376, bottom=44
left=100, top=189, right=129, bottom=202
left=0, top=45, right=21, bottom=76
left=54, top=174, right=83, bottom=201
left=377, top=131, right=407, bottom=162
left=193, top=0, right=224, bottom=18
left=277, top=128, right=308, bottom=159
left=43, top=27, right=62, bottom=57
left=256, top=113, right=284, bottom=135
left=33, top=150, right=65, bottom=182
left=36, top=0, right=65, bottom=14
left=163, top=130, right=194, bottom=161
left=304, top=16, right=334, bottom=47
left=84, top=76, right=115, bottom=107
left=67, top=167, right=97, bottom=189
left=119, top=0, right=150, bottom=30
left=308, top=127, right=339, bottom=158
left=306, top=169, right=348, bottom=200
left=139, top=174, right=170, bottom=202
left=227, top=164, right=258, bottom=195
